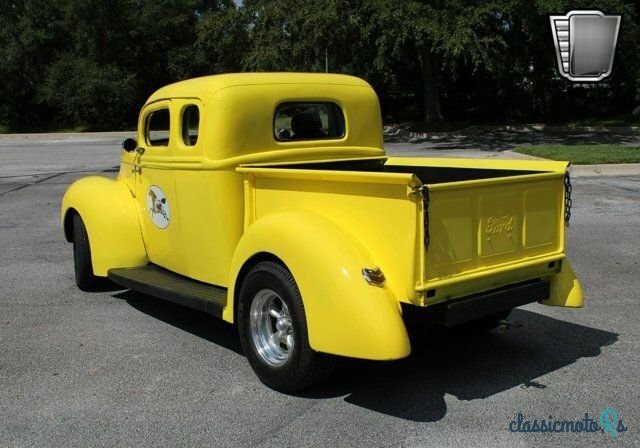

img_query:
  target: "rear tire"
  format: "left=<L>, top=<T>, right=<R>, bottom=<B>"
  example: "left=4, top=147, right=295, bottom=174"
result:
left=72, top=214, right=102, bottom=291
left=238, top=261, right=335, bottom=393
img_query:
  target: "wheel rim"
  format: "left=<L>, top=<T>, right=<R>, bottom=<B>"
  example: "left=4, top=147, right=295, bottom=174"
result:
left=249, top=289, right=294, bottom=367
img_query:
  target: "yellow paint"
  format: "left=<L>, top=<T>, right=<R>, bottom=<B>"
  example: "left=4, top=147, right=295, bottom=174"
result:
left=60, top=176, right=147, bottom=275
left=236, top=165, right=422, bottom=304
left=385, top=156, right=570, bottom=173
left=132, top=99, right=188, bottom=275
left=146, top=73, right=384, bottom=162
left=422, top=172, right=566, bottom=302
left=544, top=259, right=584, bottom=307
left=226, top=209, right=410, bottom=360
left=61, top=73, right=582, bottom=361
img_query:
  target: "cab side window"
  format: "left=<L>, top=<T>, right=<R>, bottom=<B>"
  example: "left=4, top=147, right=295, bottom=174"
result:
left=181, top=105, right=200, bottom=146
left=147, top=108, right=171, bottom=147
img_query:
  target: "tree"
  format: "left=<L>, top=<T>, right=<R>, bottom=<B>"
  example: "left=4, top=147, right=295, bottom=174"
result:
left=0, top=0, right=65, bottom=130
left=241, top=0, right=354, bottom=72
left=36, top=0, right=244, bottom=129
left=191, top=1, right=249, bottom=76
left=0, top=0, right=638, bottom=131
left=363, top=1, right=507, bottom=124
left=496, top=0, right=640, bottom=122
left=38, top=0, right=139, bottom=129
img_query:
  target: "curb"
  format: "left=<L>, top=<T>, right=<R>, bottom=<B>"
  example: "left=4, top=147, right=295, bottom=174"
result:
left=502, top=150, right=640, bottom=177
left=465, top=124, right=640, bottom=134
left=569, top=163, right=640, bottom=177
left=383, top=123, right=640, bottom=138
left=0, top=131, right=135, bottom=139
left=502, top=150, right=548, bottom=161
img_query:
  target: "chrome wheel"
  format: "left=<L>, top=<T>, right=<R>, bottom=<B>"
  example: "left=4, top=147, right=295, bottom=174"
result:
left=249, top=289, right=294, bottom=367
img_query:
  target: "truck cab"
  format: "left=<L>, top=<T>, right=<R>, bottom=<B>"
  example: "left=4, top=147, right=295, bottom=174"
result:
left=61, top=73, right=583, bottom=392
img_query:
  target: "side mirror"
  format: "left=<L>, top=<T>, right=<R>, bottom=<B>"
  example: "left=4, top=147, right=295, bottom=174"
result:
left=122, top=138, right=138, bottom=152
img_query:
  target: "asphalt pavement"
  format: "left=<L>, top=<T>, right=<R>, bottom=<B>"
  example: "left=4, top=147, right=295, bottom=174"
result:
left=1, top=134, right=639, bottom=447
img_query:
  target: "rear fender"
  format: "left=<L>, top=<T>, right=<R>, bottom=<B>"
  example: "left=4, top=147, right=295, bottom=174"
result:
left=226, top=210, right=410, bottom=360
left=542, top=259, right=584, bottom=307
left=61, top=176, right=147, bottom=276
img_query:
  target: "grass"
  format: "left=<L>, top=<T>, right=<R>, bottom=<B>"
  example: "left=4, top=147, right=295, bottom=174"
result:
left=514, top=145, right=640, bottom=164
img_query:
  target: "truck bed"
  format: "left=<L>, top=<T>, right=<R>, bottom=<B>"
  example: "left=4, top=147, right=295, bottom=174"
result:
left=237, top=156, right=569, bottom=306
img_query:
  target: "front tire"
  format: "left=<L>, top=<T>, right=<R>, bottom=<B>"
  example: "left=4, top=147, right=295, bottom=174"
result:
left=72, top=214, right=102, bottom=291
left=238, top=261, right=335, bottom=393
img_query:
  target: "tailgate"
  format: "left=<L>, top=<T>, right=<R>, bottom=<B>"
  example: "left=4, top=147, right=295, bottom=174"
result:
left=424, top=171, right=566, bottom=284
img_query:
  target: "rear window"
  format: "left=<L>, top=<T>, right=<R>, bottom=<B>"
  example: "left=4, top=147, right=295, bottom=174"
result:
left=274, top=102, right=345, bottom=142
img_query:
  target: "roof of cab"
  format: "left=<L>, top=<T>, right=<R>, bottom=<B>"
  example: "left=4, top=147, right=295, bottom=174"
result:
left=145, top=72, right=372, bottom=105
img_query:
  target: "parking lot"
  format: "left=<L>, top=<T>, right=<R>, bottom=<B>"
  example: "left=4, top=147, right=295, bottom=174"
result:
left=1, top=135, right=639, bottom=447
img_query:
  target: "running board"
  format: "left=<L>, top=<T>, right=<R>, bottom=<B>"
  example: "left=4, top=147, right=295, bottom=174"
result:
left=108, top=264, right=227, bottom=318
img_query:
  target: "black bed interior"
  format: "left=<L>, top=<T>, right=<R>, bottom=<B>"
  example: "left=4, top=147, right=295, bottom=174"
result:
left=271, top=158, right=542, bottom=185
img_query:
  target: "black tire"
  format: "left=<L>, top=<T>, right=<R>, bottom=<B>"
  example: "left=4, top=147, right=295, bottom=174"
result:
left=238, top=261, right=335, bottom=393
left=72, top=214, right=102, bottom=291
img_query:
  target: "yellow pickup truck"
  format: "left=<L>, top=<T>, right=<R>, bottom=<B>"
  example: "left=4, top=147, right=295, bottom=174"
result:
left=61, top=73, right=583, bottom=392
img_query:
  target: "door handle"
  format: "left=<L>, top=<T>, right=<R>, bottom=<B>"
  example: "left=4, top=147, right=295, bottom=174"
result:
left=132, top=166, right=142, bottom=174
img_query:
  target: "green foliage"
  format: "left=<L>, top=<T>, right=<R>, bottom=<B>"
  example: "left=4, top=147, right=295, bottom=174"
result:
left=241, top=0, right=350, bottom=72
left=0, top=0, right=65, bottom=129
left=0, top=0, right=638, bottom=131
left=40, top=55, right=137, bottom=130
left=192, top=2, right=248, bottom=76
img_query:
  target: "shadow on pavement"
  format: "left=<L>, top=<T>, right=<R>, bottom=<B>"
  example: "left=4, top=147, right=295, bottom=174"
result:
left=112, top=289, right=243, bottom=356
left=111, top=291, right=617, bottom=423
left=304, top=309, right=617, bottom=422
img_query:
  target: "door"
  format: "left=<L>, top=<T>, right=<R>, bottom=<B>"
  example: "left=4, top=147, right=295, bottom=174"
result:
left=171, top=99, right=245, bottom=286
left=134, top=100, right=187, bottom=274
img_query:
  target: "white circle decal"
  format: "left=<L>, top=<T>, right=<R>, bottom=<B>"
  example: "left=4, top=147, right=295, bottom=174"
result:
left=146, top=185, right=170, bottom=229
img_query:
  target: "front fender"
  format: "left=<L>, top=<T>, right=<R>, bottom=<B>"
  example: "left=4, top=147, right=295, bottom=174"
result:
left=226, top=210, right=410, bottom=361
left=61, top=176, right=147, bottom=276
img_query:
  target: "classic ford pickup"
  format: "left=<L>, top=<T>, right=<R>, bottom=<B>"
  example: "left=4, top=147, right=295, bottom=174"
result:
left=61, top=73, right=583, bottom=392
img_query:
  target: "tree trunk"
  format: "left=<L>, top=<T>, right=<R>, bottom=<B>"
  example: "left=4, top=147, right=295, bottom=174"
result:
left=418, top=47, right=443, bottom=124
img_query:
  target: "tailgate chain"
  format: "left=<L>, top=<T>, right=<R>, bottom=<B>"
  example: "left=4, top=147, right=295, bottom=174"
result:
left=415, top=173, right=571, bottom=246
left=564, top=172, right=572, bottom=227
left=412, top=185, right=430, bottom=248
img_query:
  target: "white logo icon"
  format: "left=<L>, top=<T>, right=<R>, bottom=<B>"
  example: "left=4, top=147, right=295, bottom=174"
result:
left=550, top=10, right=621, bottom=82
left=146, top=185, right=170, bottom=229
